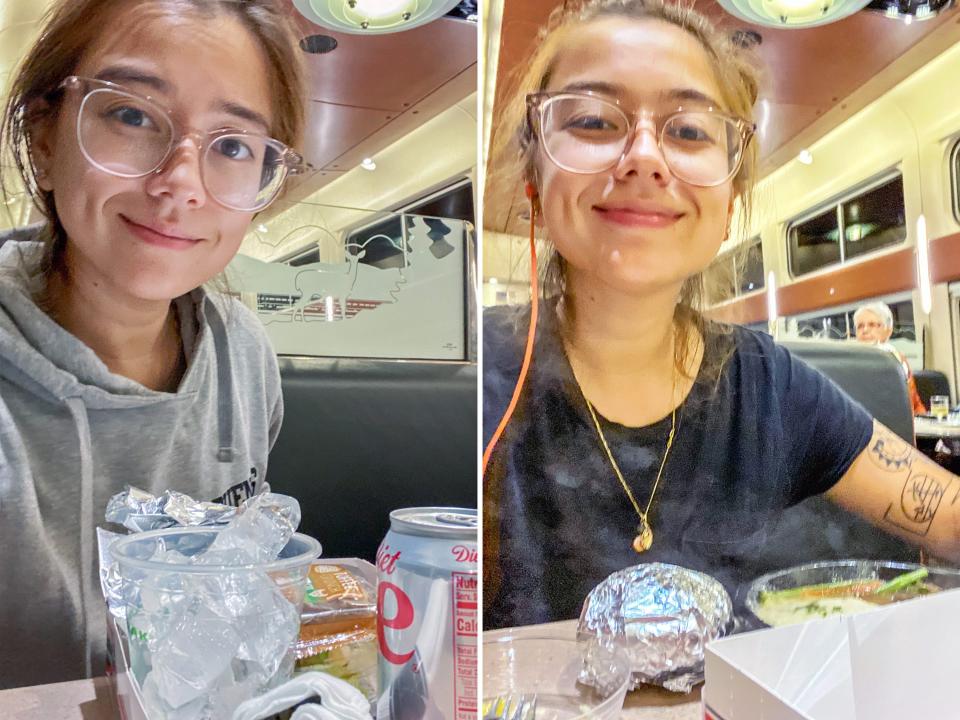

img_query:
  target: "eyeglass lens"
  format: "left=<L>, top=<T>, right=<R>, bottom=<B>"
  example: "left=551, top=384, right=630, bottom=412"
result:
left=539, top=95, right=743, bottom=185
left=77, top=87, right=286, bottom=210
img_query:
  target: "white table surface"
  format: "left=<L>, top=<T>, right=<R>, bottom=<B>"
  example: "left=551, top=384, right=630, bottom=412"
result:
left=0, top=676, right=117, bottom=719
left=914, top=415, right=960, bottom=438
left=484, top=620, right=702, bottom=720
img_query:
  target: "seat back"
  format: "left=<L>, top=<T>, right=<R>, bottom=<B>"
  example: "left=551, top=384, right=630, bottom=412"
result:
left=268, top=357, right=477, bottom=560
left=782, top=339, right=914, bottom=442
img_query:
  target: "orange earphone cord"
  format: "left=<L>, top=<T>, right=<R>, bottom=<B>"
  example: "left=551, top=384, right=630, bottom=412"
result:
left=481, top=190, right=539, bottom=478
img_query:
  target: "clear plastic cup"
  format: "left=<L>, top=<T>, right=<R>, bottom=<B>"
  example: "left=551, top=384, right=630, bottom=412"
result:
left=483, top=635, right=631, bottom=720
left=931, top=395, right=950, bottom=420
left=111, top=527, right=321, bottom=719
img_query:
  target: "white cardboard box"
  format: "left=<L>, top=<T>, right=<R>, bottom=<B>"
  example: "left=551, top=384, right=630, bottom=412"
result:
left=106, top=613, right=150, bottom=720
left=703, top=588, right=960, bottom=720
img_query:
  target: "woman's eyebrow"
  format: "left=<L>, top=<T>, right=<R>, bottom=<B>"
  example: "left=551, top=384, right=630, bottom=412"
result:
left=94, top=64, right=168, bottom=91
left=92, top=64, right=270, bottom=133
left=662, top=88, right=722, bottom=108
left=560, top=80, right=623, bottom=96
left=559, top=82, right=723, bottom=110
left=215, top=101, right=270, bottom=134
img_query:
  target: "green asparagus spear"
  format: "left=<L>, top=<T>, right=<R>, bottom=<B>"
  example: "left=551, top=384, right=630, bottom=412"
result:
left=874, top=567, right=929, bottom=595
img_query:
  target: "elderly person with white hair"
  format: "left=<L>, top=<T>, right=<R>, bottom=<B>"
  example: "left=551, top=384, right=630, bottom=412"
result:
left=854, top=301, right=927, bottom=415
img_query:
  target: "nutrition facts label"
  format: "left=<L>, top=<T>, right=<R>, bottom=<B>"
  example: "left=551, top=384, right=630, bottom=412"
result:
left=452, top=572, right=477, bottom=720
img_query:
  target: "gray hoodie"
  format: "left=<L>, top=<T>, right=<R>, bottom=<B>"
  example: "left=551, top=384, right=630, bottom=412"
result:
left=0, top=231, right=284, bottom=689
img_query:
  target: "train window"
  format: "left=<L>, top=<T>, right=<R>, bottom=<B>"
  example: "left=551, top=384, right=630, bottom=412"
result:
left=787, top=296, right=916, bottom=343
left=789, top=207, right=840, bottom=276
left=788, top=173, right=905, bottom=277
left=705, top=253, right=736, bottom=304
left=706, top=237, right=764, bottom=305
left=344, top=180, right=475, bottom=271
left=841, top=176, right=906, bottom=261
left=225, top=179, right=476, bottom=361
left=795, top=311, right=849, bottom=340
left=738, top=238, right=765, bottom=295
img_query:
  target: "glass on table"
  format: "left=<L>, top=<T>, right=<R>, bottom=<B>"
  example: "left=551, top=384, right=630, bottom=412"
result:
left=930, top=395, right=950, bottom=421
left=483, top=635, right=631, bottom=720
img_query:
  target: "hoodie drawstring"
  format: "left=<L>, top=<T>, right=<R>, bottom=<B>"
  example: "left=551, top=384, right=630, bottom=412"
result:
left=204, top=301, right=237, bottom=463
left=65, top=396, right=97, bottom=678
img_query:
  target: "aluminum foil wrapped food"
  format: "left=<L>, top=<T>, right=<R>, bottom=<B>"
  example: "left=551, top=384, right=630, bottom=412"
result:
left=577, top=563, right=733, bottom=693
left=105, top=485, right=236, bottom=532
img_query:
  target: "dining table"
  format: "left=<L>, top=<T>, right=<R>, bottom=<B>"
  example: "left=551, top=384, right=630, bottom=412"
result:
left=484, top=619, right=703, bottom=720
left=0, top=676, right=118, bottom=720
left=914, top=414, right=960, bottom=439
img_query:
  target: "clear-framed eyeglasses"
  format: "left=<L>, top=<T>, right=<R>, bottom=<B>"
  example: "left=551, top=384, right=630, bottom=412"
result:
left=58, top=75, right=309, bottom=212
left=526, top=91, right=755, bottom=187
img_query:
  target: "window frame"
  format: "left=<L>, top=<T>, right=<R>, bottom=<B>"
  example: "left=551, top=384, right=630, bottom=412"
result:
left=950, top=137, right=960, bottom=226
left=785, top=169, right=906, bottom=279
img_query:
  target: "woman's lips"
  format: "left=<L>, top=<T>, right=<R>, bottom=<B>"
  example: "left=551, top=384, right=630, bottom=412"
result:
left=121, top=215, right=201, bottom=250
left=593, top=205, right=683, bottom=228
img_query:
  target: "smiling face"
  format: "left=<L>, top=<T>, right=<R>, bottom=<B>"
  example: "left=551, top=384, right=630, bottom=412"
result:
left=534, top=18, right=736, bottom=297
left=32, top=3, right=274, bottom=302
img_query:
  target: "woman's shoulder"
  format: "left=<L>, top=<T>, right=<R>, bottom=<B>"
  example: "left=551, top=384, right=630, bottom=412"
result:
left=719, top=324, right=809, bottom=394
left=725, top=324, right=794, bottom=367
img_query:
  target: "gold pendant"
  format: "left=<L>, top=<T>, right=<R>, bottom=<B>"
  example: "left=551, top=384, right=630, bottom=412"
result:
left=632, top=518, right=654, bottom=553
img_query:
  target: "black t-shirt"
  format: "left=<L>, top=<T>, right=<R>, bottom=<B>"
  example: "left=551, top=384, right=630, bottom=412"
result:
left=483, top=303, right=877, bottom=629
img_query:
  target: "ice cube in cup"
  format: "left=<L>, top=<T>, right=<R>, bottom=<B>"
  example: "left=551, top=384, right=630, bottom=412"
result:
left=150, top=604, right=241, bottom=708
left=206, top=493, right=301, bottom=564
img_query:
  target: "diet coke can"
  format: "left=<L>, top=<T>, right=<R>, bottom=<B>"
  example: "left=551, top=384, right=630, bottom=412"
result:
left=376, top=507, right=478, bottom=720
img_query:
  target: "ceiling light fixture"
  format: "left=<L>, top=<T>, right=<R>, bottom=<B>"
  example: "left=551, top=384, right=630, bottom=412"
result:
left=360, top=158, right=377, bottom=171
left=797, top=149, right=814, bottom=165
left=293, top=0, right=461, bottom=34
left=867, top=0, right=954, bottom=20
left=717, top=0, right=872, bottom=28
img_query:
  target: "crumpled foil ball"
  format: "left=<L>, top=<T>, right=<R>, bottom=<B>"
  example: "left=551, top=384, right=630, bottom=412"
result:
left=577, top=563, right=733, bottom=693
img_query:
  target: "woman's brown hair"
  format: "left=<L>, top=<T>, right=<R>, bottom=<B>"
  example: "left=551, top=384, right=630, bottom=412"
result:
left=0, top=0, right=306, bottom=282
left=484, top=0, right=762, bottom=612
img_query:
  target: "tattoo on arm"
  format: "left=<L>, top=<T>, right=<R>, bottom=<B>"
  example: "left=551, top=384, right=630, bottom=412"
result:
left=884, top=469, right=956, bottom=537
left=868, top=428, right=915, bottom=472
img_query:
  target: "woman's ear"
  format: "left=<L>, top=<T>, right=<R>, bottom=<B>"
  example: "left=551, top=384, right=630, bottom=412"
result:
left=526, top=178, right=545, bottom=228
left=27, top=107, right=57, bottom=192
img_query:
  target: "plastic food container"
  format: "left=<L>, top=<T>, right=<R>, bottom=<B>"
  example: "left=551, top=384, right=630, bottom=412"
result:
left=295, top=558, right=378, bottom=702
left=745, top=559, right=960, bottom=628
left=112, top=527, right=321, bottom=719
left=483, top=636, right=631, bottom=720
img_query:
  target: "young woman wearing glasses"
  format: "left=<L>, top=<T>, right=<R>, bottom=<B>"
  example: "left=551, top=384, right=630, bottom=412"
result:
left=483, top=0, right=960, bottom=629
left=0, top=0, right=305, bottom=687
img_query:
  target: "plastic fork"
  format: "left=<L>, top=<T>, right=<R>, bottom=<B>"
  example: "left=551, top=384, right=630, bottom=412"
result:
left=482, top=694, right=537, bottom=720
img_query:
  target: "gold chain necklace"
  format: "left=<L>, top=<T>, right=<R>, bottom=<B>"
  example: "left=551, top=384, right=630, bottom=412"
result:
left=576, top=373, right=678, bottom=554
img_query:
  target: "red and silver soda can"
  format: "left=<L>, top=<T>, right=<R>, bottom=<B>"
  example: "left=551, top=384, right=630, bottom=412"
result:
left=376, top=507, right=478, bottom=720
